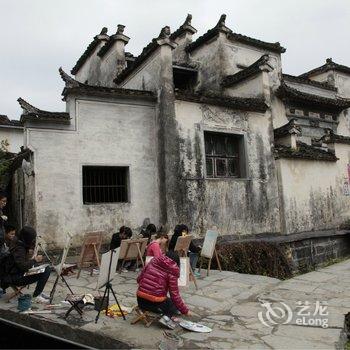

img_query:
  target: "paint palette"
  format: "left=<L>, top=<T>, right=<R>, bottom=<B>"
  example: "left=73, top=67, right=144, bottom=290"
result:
left=179, top=320, right=212, bottom=333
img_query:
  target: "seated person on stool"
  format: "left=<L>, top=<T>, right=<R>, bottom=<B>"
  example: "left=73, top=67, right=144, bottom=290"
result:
left=2, top=226, right=51, bottom=304
left=136, top=251, right=191, bottom=329
left=168, top=224, right=201, bottom=276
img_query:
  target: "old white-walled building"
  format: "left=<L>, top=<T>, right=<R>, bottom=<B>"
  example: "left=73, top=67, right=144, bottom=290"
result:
left=0, top=115, right=23, bottom=153
left=3, top=14, right=350, bottom=248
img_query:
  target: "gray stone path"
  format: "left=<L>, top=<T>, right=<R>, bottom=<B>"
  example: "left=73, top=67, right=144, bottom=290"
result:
left=0, top=260, right=349, bottom=349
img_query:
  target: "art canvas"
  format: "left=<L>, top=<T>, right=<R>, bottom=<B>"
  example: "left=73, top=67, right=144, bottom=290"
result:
left=201, top=230, right=218, bottom=259
left=178, top=257, right=189, bottom=287
left=78, top=231, right=103, bottom=268
left=96, top=248, right=120, bottom=289
left=56, top=232, right=73, bottom=275
left=119, top=238, right=148, bottom=260
left=174, top=235, right=192, bottom=254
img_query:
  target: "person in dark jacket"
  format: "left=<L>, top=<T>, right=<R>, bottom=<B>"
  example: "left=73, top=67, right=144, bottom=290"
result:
left=168, top=224, right=201, bottom=274
left=137, top=251, right=191, bottom=329
left=0, top=191, right=8, bottom=252
left=4, top=226, right=51, bottom=304
left=110, top=226, right=132, bottom=250
left=140, top=223, right=157, bottom=244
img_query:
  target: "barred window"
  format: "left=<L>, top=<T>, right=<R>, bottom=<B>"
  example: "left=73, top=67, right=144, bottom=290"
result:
left=205, top=132, right=244, bottom=178
left=83, top=166, right=128, bottom=204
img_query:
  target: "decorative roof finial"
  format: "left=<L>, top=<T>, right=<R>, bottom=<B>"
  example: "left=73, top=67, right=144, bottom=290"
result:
left=117, top=24, right=125, bottom=34
left=217, top=14, right=226, bottom=27
left=326, top=58, right=333, bottom=64
left=158, top=26, right=171, bottom=39
left=99, top=27, right=108, bottom=35
left=184, top=14, right=192, bottom=26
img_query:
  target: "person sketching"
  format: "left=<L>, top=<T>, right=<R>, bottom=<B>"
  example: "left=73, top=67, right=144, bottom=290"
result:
left=168, top=224, right=201, bottom=275
left=140, top=223, right=157, bottom=244
left=2, top=226, right=51, bottom=304
left=137, top=251, right=191, bottom=329
left=110, top=226, right=132, bottom=250
left=146, top=232, right=168, bottom=257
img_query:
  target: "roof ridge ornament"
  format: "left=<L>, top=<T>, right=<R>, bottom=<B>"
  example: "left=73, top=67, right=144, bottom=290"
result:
left=59, top=67, right=80, bottom=88
left=117, top=24, right=125, bottom=34
left=99, top=27, right=108, bottom=35
left=156, top=26, right=177, bottom=48
left=158, top=26, right=171, bottom=39
left=17, top=97, right=40, bottom=114
left=215, top=14, right=232, bottom=34
left=184, top=14, right=192, bottom=26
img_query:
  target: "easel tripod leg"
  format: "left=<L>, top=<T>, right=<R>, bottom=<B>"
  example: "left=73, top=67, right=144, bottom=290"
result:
left=110, top=284, right=126, bottom=320
left=95, top=283, right=108, bottom=323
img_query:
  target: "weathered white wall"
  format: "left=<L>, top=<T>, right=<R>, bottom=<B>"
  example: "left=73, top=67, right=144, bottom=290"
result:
left=75, top=41, right=106, bottom=85
left=224, top=74, right=264, bottom=98
left=335, top=72, right=350, bottom=98
left=26, top=97, right=158, bottom=247
left=277, top=144, right=350, bottom=233
left=285, top=81, right=337, bottom=99
left=0, top=127, right=23, bottom=153
left=174, top=99, right=281, bottom=236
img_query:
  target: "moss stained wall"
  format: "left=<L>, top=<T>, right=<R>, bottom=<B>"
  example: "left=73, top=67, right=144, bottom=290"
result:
left=173, top=100, right=281, bottom=236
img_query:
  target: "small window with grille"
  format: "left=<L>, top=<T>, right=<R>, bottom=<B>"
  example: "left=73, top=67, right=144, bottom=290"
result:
left=82, top=166, right=129, bottom=204
left=204, top=132, right=244, bottom=178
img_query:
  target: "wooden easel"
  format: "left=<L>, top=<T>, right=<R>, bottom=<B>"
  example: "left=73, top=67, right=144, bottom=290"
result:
left=50, top=232, right=75, bottom=304
left=199, top=230, right=222, bottom=276
left=77, top=231, right=103, bottom=279
left=119, top=238, right=148, bottom=270
left=174, top=235, right=198, bottom=290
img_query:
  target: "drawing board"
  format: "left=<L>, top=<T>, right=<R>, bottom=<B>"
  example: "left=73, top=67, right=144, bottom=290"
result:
left=96, top=248, right=120, bottom=289
left=200, top=230, right=218, bottom=259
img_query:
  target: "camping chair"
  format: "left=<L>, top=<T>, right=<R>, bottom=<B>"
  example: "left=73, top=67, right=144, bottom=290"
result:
left=131, top=306, right=161, bottom=327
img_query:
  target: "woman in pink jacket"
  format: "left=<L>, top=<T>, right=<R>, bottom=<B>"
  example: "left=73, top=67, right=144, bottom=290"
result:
left=145, top=232, right=168, bottom=257
left=137, top=251, right=190, bottom=329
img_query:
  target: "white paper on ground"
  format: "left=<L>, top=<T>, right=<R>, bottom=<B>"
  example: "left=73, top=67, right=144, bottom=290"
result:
left=179, top=320, right=212, bottom=333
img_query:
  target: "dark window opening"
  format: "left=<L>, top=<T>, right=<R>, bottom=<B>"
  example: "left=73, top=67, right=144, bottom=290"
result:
left=173, top=66, right=197, bottom=91
left=204, top=132, right=245, bottom=178
left=82, top=166, right=128, bottom=204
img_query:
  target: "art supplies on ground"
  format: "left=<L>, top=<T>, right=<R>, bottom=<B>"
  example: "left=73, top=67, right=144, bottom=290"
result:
left=179, top=320, right=212, bottom=333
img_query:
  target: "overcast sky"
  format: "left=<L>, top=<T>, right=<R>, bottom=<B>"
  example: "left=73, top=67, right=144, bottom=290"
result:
left=0, top=0, right=349, bottom=119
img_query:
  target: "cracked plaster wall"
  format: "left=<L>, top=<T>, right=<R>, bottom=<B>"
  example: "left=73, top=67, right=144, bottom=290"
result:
left=277, top=144, right=350, bottom=233
left=25, top=98, right=158, bottom=248
left=174, top=100, right=281, bottom=236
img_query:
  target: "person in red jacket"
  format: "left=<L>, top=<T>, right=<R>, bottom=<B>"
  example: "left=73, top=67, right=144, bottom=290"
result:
left=145, top=232, right=168, bottom=258
left=137, top=251, right=190, bottom=329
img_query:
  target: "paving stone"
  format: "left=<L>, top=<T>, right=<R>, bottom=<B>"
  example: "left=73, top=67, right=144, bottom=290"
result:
left=261, top=334, right=329, bottom=349
left=273, top=325, right=341, bottom=345
left=1, top=260, right=349, bottom=349
left=293, top=271, right=338, bottom=283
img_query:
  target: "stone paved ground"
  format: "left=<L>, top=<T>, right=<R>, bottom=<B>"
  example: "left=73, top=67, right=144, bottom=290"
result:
left=0, top=260, right=349, bottom=349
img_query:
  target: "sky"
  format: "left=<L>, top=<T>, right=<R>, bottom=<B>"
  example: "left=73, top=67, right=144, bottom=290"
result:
left=0, top=0, right=349, bottom=119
